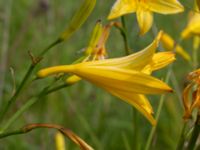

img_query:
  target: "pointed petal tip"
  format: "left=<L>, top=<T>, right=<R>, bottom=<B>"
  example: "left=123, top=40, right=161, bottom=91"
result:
left=162, top=85, right=174, bottom=93
left=149, top=117, right=157, bottom=126
left=37, top=70, right=46, bottom=78
left=169, top=89, right=174, bottom=93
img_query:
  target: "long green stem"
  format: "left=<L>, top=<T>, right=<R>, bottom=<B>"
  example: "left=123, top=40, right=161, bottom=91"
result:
left=115, top=16, right=131, bottom=55
left=192, top=37, right=199, bottom=69
left=187, top=113, right=200, bottom=150
left=0, top=0, right=12, bottom=103
left=133, top=108, right=141, bottom=150
left=0, top=82, right=71, bottom=132
left=176, top=122, right=187, bottom=150
left=145, top=67, right=172, bottom=150
left=0, top=40, right=60, bottom=122
left=121, top=16, right=131, bottom=55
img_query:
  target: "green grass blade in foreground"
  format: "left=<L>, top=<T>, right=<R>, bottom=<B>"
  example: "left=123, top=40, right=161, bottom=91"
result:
left=145, top=67, right=172, bottom=150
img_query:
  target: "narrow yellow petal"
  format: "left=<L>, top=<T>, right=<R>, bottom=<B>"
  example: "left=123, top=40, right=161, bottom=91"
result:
left=142, top=52, right=175, bottom=74
left=37, top=65, right=75, bottom=78
left=160, top=32, right=190, bottom=61
left=148, top=0, right=184, bottom=14
left=108, top=0, right=136, bottom=19
left=136, top=9, right=153, bottom=35
left=103, top=86, right=156, bottom=125
left=65, top=75, right=82, bottom=84
left=72, top=66, right=172, bottom=94
left=85, top=21, right=103, bottom=55
left=83, top=31, right=162, bottom=70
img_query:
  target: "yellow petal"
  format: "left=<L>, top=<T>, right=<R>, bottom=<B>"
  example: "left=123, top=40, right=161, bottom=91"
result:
left=136, top=9, right=153, bottom=35
left=148, top=0, right=184, bottom=14
left=182, top=83, right=193, bottom=120
left=84, top=31, right=162, bottom=70
left=160, top=32, right=191, bottom=61
left=38, top=64, right=172, bottom=94
left=85, top=21, right=103, bottom=55
left=142, top=52, right=176, bottom=74
left=65, top=75, right=81, bottom=84
left=108, top=0, right=136, bottom=19
left=72, top=66, right=172, bottom=95
left=104, top=86, right=156, bottom=125
left=37, top=65, right=75, bottom=78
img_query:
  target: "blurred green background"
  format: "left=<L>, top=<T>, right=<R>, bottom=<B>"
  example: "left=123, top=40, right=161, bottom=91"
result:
left=0, top=0, right=197, bottom=149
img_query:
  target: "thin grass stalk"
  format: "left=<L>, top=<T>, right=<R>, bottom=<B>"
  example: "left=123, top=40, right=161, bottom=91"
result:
left=170, top=70, right=183, bottom=105
left=65, top=90, right=102, bottom=149
left=122, top=132, right=132, bottom=150
left=0, top=0, right=12, bottom=105
left=0, top=37, right=61, bottom=123
left=120, top=16, right=131, bottom=55
left=133, top=108, right=141, bottom=150
left=0, top=82, right=71, bottom=132
left=176, top=122, right=187, bottom=150
left=144, top=67, right=172, bottom=150
left=187, top=111, right=200, bottom=149
left=192, top=39, right=199, bottom=69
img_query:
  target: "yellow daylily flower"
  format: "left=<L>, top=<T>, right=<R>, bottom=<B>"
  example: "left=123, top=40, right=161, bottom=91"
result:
left=160, top=32, right=191, bottom=61
left=108, top=0, right=184, bottom=35
left=182, top=69, right=200, bottom=120
left=37, top=32, right=175, bottom=125
left=181, top=11, right=200, bottom=39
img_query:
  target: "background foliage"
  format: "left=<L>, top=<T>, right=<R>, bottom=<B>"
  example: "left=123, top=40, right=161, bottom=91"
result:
left=0, top=0, right=198, bottom=149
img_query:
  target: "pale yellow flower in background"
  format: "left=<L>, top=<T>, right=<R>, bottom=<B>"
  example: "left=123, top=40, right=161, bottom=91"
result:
left=181, top=11, right=200, bottom=39
left=55, top=132, right=66, bottom=150
left=37, top=31, right=175, bottom=125
left=108, top=0, right=184, bottom=35
left=160, top=32, right=191, bottom=61
left=183, top=69, right=200, bottom=120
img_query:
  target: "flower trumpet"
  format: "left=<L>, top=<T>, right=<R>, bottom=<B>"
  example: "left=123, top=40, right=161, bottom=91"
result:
left=37, top=32, right=175, bottom=125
